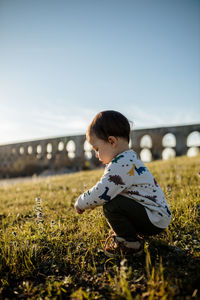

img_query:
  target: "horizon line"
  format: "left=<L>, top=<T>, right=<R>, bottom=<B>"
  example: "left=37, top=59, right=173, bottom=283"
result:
left=0, top=122, right=199, bottom=147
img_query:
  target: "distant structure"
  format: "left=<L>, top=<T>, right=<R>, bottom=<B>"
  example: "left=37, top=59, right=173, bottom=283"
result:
left=0, top=124, right=199, bottom=178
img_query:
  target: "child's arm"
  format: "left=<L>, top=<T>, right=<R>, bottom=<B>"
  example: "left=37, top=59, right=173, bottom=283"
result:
left=75, top=160, right=134, bottom=211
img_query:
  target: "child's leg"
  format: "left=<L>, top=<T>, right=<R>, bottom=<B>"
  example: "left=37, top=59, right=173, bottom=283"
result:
left=103, top=195, right=164, bottom=242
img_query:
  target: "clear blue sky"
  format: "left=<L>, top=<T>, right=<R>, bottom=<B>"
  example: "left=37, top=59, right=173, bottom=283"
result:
left=0, top=0, right=199, bottom=145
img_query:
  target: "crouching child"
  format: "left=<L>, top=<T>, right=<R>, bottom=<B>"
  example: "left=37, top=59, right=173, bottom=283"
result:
left=74, top=110, right=172, bottom=257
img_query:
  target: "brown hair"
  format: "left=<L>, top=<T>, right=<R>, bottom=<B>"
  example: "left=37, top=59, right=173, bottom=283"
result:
left=87, top=110, right=130, bottom=142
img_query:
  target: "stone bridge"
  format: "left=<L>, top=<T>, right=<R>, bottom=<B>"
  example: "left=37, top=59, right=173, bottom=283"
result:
left=0, top=124, right=199, bottom=178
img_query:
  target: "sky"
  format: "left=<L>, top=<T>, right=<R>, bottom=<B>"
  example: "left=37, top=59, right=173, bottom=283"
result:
left=0, top=0, right=200, bottom=145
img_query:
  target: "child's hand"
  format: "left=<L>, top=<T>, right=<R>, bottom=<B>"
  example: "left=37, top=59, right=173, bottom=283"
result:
left=74, top=203, right=85, bottom=214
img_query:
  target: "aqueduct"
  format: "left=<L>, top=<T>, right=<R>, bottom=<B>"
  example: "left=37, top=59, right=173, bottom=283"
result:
left=0, top=124, right=199, bottom=178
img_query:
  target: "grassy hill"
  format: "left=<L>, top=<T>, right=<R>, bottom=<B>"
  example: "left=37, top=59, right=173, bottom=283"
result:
left=0, top=155, right=200, bottom=299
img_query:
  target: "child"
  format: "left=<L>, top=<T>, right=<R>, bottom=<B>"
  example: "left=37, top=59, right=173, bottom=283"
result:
left=74, top=110, right=171, bottom=257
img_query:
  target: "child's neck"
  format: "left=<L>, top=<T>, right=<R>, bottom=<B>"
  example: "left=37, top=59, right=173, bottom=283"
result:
left=114, top=140, right=130, bottom=157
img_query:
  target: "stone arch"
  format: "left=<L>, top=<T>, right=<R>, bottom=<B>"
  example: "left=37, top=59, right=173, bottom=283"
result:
left=84, top=140, right=93, bottom=160
left=46, top=153, right=52, bottom=160
left=36, top=144, right=42, bottom=154
left=36, top=144, right=42, bottom=159
left=58, top=141, right=64, bottom=151
left=11, top=147, right=17, bottom=155
left=19, top=146, right=25, bottom=155
left=186, top=131, right=200, bottom=157
left=186, top=131, right=200, bottom=147
left=140, top=134, right=152, bottom=149
left=27, top=145, right=33, bottom=155
left=66, top=140, right=76, bottom=159
left=140, top=148, right=152, bottom=162
left=162, top=133, right=176, bottom=148
left=46, top=143, right=52, bottom=153
left=161, top=133, right=176, bottom=160
left=162, top=147, right=176, bottom=160
left=187, top=147, right=199, bottom=157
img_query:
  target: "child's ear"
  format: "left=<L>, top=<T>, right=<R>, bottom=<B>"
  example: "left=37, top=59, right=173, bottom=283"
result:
left=108, top=136, right=118, bottom=146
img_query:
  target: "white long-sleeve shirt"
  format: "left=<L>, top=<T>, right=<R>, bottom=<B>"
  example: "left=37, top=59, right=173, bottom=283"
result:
left=76, top=149, right=171, bottom=229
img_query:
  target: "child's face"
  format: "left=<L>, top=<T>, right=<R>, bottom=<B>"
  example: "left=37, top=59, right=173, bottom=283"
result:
left=88, top=134, right=118, bottom=165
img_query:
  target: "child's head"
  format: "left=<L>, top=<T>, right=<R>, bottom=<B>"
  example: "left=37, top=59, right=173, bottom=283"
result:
left=86, top=110, right=131, bottom=164
left=87, top=110, right=130, bottom=142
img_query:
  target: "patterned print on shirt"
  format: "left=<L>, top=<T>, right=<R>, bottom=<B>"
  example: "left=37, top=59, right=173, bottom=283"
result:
left=135, top=166, right=146, bottom=175
left=112, top=155, right=124, bottom=163
left=165, top=205, right=171, bottom=216
left=127, top=164, right=135, bottom=176
left=143, top=194, right=157, bottom=203
left=99, top=187, right=111, bottom=201
left=154, top=178, right=159, bottom=187
left=133, top=152, right=139, bottom=160
left=84, top=190, right=91, bottom=197
left=127, top=190, right=157, bottom=203
left=127, top=190, right=140, bottom=196
left=108, top=175, right=125, bottom=185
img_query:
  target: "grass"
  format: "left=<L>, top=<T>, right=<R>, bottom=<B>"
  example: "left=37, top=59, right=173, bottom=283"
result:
left=0, top=155, right=200, bottom=299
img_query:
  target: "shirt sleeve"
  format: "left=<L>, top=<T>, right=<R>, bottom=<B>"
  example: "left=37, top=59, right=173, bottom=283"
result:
left=75, top=159, right=134, bottom=210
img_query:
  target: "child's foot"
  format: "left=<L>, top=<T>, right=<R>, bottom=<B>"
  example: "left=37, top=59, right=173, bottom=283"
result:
left=104, top=235, right=143, bottom=258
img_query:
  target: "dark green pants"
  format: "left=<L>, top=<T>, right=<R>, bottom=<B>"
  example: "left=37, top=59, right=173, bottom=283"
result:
left=103, top=195, right=164, bottom=242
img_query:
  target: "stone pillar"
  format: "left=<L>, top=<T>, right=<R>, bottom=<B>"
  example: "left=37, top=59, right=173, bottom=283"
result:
left=175, top=132, right=188, bottom=156
left=151, top=132, right=163, bottom=160
left=131, top=131, right=142, bottom=155
left=73, top=135, right=85, bottom=170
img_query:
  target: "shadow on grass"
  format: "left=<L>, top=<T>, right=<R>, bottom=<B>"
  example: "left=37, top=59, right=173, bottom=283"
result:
left=1, top=235, right=200, bottom=299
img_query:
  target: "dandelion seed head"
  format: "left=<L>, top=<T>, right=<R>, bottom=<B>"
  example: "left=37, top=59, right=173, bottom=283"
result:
left=50, top=220, right=55, bottom=227
left=63, top=275, right=72, bottom=285
left=37, top=212, right=42, bottom=218
left=36, top=197, right=42, bottom=203
left=120, top=258, right=127, bottom=267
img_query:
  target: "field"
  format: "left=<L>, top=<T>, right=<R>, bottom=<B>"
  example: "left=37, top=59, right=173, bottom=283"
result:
left=0, top=155, right=200, bottom=299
